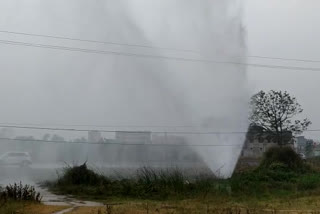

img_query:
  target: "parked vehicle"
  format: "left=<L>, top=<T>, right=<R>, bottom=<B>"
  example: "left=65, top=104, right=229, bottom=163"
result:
left=299, top=153, right=306, bottom=160
left=0, top=152, right=32, bottom=167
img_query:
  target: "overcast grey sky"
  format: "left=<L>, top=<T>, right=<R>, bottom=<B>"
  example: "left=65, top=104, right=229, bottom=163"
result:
left=245, top=0, right=320, bottom=139
left=0, top=0, right=247, bottom=140
left=0, top=0, right=319, bottom=140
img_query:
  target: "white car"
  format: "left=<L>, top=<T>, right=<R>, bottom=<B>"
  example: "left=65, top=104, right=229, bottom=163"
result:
left=0, top=152, right=32, bottom=167
left=299, top=153, right=306, bottom=160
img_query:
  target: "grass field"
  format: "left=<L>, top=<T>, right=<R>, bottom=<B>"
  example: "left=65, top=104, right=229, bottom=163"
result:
left=0, top=202, right=68, bottom=214
left=7, top=147, right=320, bottom=213
left=10, top=195, right=320, bottom=214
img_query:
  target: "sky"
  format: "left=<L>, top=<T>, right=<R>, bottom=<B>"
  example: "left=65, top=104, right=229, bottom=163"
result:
left=245, top=0, right=320, bottom=139
left=0, top=0, right=319, bottom=140
left=0, top=0, right=247, bottom=141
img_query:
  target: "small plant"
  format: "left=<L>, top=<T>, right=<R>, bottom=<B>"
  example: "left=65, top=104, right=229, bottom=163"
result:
left=1, top=182, right=41, bottom=202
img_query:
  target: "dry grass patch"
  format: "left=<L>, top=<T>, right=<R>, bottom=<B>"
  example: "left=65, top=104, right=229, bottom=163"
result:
left=20, top=204, right=70, bottom=214
left=65, top=206, right=105, bottom=214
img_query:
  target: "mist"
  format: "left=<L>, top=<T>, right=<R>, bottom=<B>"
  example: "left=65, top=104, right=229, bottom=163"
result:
left=0, top=0, right=248, bottom=178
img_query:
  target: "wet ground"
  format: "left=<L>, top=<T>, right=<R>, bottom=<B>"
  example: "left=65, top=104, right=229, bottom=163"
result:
left=0, top=163, right=212, bottom=213
left=0, top=164, right=104, bottom=211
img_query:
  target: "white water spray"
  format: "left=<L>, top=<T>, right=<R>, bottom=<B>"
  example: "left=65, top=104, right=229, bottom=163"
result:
left=0, top=0, right=248, bottom=177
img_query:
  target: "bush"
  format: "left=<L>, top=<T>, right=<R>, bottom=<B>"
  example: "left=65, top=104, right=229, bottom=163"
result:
left=230, top=147, right=317, bottom=196
left=57, top=162, right=109, bottom=186
left=260, top=146, right=309, bottom=173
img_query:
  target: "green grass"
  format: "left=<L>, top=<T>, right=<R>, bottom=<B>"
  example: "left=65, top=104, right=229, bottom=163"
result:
left=46, top=147, right=320, bottom=201
left=47, top=164, right=222, bottom=200
left=49, top=164, right=320, bottom=200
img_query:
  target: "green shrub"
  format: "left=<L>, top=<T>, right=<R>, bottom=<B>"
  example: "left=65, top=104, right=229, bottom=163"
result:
left=57, top=162, right=109, bottom=186
left=298, top=174, right=320, bottom=190
left=260, top=146, right=310, bottom=173
left=230, top=147, right=315, bottom=196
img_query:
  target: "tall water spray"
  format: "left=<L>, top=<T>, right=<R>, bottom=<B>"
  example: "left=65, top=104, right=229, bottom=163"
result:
left=109, top=0, right=249, bottom=176
left=0, top=0, right=248, bottom=177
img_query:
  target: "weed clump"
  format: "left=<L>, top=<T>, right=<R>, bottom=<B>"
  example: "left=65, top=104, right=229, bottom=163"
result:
left=57, top=162, right=108, bottom=186
left=259, top=146, right=309, bottom=173
left=0, top=182, right=41, bottom=202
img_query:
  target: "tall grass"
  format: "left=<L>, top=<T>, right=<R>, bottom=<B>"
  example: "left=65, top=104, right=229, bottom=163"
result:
left=47, top=164, right=219, bottom=200
left=136, top=167, right=186, bottom=197
left=0, top=182, right=42, bottom=214
left=0, top=182, right=41, bottom=202
left=47, top=147, right=320, bottom=200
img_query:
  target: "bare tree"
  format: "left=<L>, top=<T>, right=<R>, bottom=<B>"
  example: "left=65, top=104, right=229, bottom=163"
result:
left=249, top=90, right=311, bottom=145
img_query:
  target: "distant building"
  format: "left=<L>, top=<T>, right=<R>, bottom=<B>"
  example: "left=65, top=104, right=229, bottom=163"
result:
left=0, top=128, right=14, bottom=138
left=152, top=135, right=202, bottom=163
left=241, top=137, right=278, bottom=158
left=295, top=136, right=308, bottom=154
left=115, top=131, right=151, bottom=144
left=88, top=131, right=102, bottom=143
left=295, top=136, right=316, bottom=157
left=152, top=135, right=185, bottom=145
left=313, top=145, right=320, bottom=157
left=241, top=125, right=294, bottom=158
left=295, top=136, right=307, bottom=154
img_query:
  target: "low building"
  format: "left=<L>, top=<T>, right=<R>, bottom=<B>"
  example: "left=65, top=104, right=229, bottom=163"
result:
left=295, top=136, right=316, bottom=157
left=313, top=145, right=320, bottom=157
left=151, top=135, right=203, bottom=164
left=241, top=137, right=278, bottom=158
left=114, top=131, right=152, bottom=163
left=295, top=136, right=308, bottom=154
left=115, top=131, right=151, bottom=144
left=241, top=125, right=294, bottom=158
left=88, top=131, right=102, bottom=143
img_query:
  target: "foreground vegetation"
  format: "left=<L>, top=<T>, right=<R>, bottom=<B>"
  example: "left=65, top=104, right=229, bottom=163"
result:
left=47, top=163, right=219, bottom=200
left=45, top=147, right=320, bottom=203
left=5, top=146, right=320, bottom=213
left=0, top=182, right=43, bottom=214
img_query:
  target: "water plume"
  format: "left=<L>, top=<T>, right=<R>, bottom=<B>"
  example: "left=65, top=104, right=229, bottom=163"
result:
left=0, top=0, right=248, bottom=178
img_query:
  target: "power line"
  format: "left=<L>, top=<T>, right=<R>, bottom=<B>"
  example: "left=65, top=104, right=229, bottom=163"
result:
left=0, top=124, right=319, bottom=135
left=1, top=29, right=320, bottom=64
left=247, top=55, right=320, bottom=63
left=0, top=29, right=197, bottom=54
left=0, top=124, right=247, bottom=135
left=0, top=137, right=243, bottom=147
left=0, top=122, right=196, bottom=129
left=2, top=39, right=320, bottom=72
left=0, top=39, right=243, bottom=66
